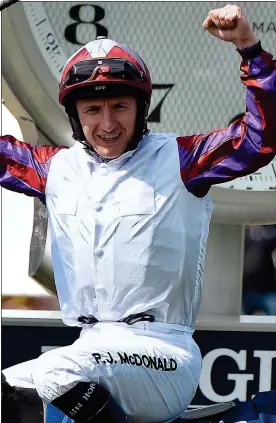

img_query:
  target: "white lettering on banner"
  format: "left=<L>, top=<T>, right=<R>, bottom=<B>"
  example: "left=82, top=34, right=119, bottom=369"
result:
left=199, top=349, right=254, bottom=402
left=254, top=350, right=276, bottom=393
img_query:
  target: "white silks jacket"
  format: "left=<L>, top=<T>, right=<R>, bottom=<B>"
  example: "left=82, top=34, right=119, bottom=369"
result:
left=46, top=133, right=213, bottom=330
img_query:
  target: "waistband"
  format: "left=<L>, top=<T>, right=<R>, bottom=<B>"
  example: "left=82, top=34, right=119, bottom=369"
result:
left=78, top=312, right=154, bottom=326
left=124, top=321, right=194, bottom=335
left=78, top=313, right=194, bottom=335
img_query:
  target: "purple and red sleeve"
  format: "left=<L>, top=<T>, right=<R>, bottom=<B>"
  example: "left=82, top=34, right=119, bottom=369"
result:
left=177, top=43, right=276, bottom=198
left=0, top=135, right=66, bottom=203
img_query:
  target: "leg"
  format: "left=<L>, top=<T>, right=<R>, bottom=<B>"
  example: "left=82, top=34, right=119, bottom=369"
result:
left=3, top=359, right=37, bottom=388
left=29, top=345, right=133, bottom=422
left=31, top=324, right=201, bottom=423
left=2, top=357, right=47, bottom=422
left=50, top=382, right=133, bottom=423
left=2, top=350, right=130, bottom=423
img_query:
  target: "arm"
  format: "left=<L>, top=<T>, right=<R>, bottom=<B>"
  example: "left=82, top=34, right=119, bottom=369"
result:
left=178, top=5, right=276, bottom=198
left=0, top=135, right=66, bottom=203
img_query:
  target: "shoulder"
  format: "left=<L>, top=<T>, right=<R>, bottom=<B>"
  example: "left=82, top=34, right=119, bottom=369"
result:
left=49, top=142, right=78, bottom=163
left=147, top=131, right=177, bottom=142
left=142, top=132, right=178, bottom=152
left=33, top=144, right=68, bottom=163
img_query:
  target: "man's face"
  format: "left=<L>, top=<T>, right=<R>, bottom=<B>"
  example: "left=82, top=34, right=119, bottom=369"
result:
left=76, top=96, right=137, bottom=159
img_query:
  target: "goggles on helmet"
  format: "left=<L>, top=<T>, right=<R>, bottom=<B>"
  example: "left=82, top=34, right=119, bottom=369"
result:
left=60, top=58, right=145, bottom=90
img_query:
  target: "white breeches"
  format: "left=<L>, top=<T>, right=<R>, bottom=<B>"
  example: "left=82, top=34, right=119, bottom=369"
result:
left=3, top=322, right=201, bottom=423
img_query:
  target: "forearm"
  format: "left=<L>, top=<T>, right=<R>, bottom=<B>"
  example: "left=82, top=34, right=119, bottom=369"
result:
left=238, top=42, right=276, bottom=161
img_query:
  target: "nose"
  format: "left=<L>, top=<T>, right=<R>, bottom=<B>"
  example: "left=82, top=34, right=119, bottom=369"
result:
left=101, top=106, right=117, bottom=132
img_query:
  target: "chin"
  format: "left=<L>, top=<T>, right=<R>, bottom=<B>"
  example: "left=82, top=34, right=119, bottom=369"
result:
left=98, top=147, right=126, bottom=159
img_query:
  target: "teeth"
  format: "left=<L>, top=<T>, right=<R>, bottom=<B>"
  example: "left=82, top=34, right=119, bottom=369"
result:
left=98, top=134, right=119, bottom=140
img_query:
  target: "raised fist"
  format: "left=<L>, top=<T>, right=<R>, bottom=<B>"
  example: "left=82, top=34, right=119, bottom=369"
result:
left=202, top=4, right=258, bottom=48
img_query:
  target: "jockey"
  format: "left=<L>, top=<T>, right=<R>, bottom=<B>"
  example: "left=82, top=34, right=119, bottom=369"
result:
left=2, top=5, right=276, bottom=423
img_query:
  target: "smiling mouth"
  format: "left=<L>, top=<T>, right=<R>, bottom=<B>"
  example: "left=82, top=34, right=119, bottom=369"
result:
left=98, top=134, right=120, bottom=141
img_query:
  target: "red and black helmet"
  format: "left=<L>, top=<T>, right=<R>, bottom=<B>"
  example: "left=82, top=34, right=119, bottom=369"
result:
left=59, top=37, right=152, bottom=146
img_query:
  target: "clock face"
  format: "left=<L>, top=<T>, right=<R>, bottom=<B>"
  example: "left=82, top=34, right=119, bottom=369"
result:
left=2, top=1, right=276, bottom=200
left=218, top=157, right=276, bottom=191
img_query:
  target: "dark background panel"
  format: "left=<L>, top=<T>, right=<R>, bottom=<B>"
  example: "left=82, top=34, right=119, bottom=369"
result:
left=2, top=326, right=275, bottom=405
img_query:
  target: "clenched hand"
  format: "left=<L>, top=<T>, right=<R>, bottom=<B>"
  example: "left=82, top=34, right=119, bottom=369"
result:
left=203, top=4, right=258, bottom=49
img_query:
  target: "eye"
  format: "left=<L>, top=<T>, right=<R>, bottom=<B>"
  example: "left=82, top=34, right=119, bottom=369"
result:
left=85, top=106, right=101, bottom=114
left=113, top=103, right=128, bottom=110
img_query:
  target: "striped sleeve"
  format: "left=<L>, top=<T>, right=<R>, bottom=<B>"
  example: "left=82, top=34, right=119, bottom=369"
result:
left=0, top=135, right=67, bottom=203
left=177, top=47, right=276, bottom=198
